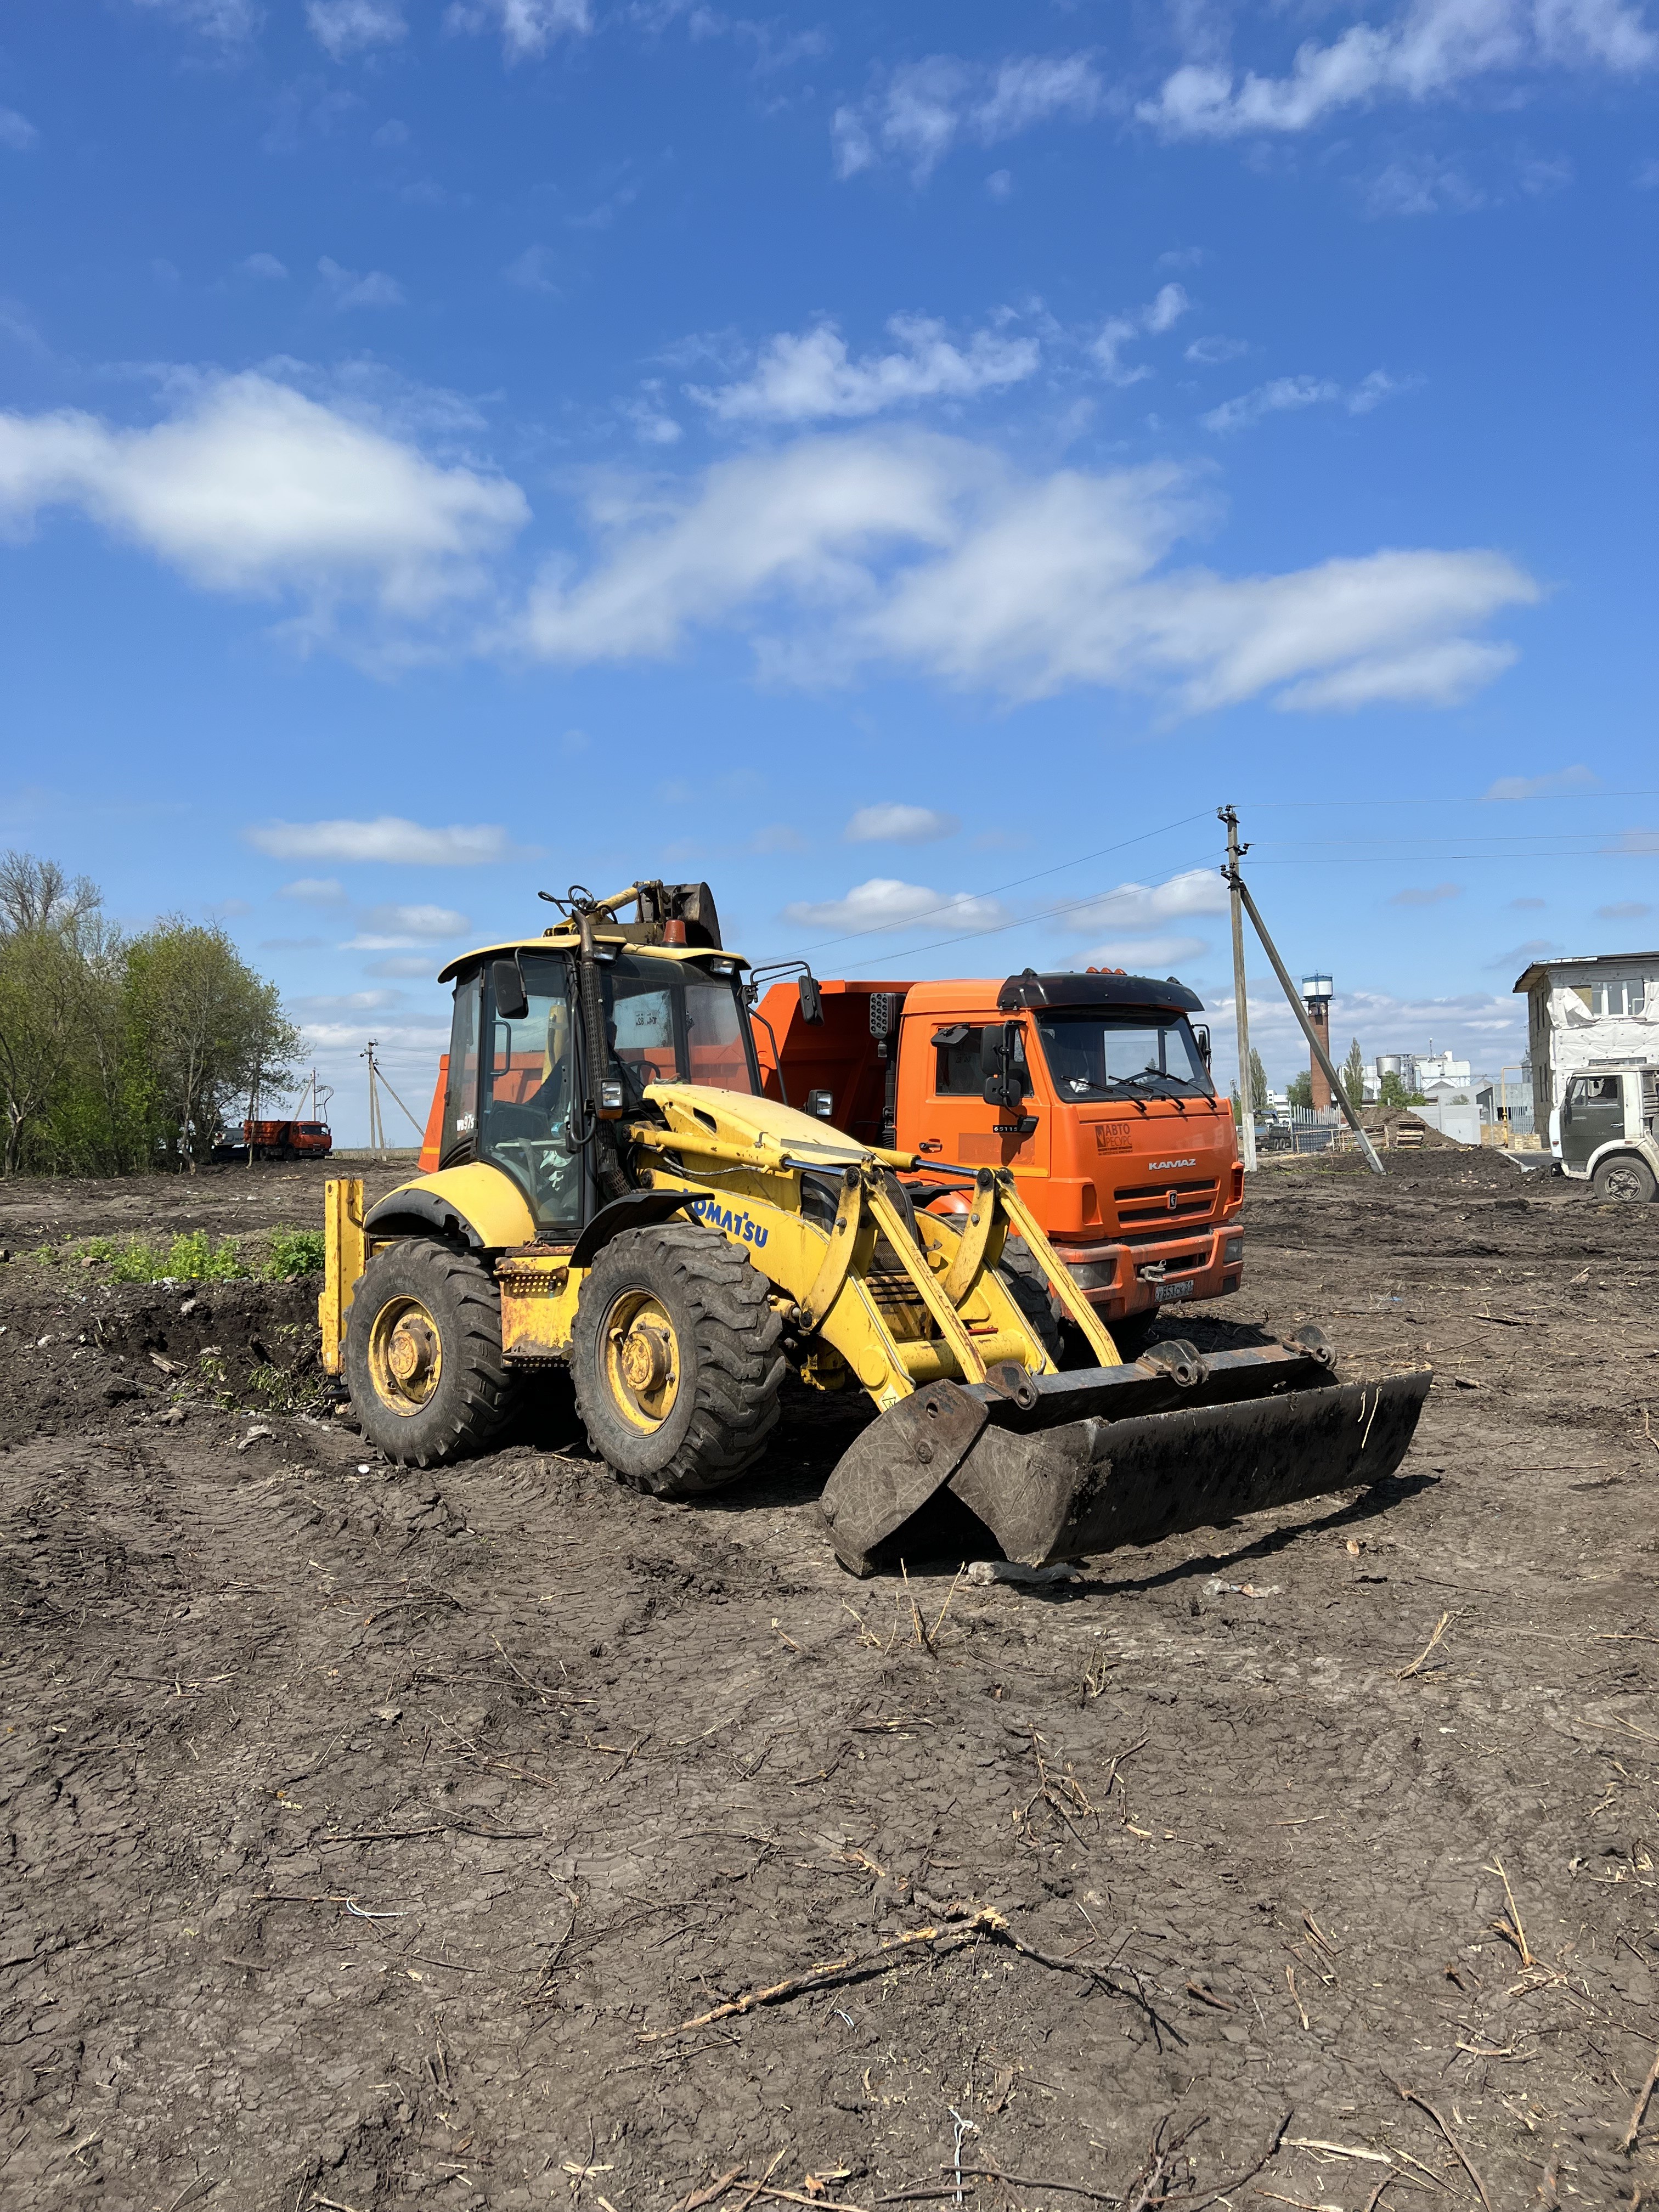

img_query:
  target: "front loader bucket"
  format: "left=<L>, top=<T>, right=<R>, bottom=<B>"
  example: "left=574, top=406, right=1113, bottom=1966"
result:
left=817, top=1339, right=1431, bottom=1577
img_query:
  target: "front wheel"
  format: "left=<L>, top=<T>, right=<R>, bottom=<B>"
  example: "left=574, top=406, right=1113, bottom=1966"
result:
left=1591, top=1154, right=1657, bottom=1203
left=571, top=1224, right=785, bottom=1498
left=345, top=1238, right=519, bottom=1466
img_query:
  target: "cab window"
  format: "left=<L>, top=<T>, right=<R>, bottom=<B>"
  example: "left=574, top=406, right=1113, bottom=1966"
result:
left=604, top=956, right=760, bottom=1098
left=933, top=1024, right=1031, bottom=1098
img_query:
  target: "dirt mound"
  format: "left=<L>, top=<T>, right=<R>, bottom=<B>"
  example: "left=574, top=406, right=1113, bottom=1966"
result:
left=0, top=1267, right=330, bottom=1446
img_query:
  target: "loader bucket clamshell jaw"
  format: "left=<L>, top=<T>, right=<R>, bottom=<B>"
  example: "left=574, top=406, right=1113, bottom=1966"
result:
left=320, top=882, right=1431, bottom=1576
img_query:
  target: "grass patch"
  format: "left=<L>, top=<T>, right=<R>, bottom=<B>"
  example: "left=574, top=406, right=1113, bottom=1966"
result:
left=43, top=1225, right=329, bottom=1283
left=265, top=1226, right=326, bottom=1278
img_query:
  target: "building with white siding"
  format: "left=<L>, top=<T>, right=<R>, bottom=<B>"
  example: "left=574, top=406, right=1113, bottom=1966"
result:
left=1513, top=952, right=1659, bottom=1128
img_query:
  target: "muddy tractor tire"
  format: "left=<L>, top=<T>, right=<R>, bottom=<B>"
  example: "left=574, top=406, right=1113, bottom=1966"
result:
left=1591, top=1154, right=1657, bottom=1203
left=345, top=1237, right=520, bottom=1466
left=994, top=1233, right=1064, bottom=1367
left=572, top=1223, right=785, bottom=1499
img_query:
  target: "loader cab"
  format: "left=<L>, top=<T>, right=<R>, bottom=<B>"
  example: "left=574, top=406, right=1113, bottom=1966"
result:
left=437, top=939, right=761, bottom=1230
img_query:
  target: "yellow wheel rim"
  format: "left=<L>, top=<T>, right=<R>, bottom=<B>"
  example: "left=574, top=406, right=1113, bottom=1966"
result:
left=366, top=1294, right=444, bottom=1417
left=602, top=1290, right=680, bottom=1432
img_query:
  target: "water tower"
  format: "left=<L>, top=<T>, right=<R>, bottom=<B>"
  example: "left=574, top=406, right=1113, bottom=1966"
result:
left=1301, top=973, right=1333, bottom=1110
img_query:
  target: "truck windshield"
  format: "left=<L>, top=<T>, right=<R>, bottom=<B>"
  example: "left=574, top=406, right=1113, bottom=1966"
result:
left=1033, top=1009, right=1213, bottom=1101
left=605, top=955, right=760, bottom=1098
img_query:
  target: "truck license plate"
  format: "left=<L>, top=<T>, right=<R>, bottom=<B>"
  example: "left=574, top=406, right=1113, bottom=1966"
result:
left=1153, top=1278, right=1195, bottom=1304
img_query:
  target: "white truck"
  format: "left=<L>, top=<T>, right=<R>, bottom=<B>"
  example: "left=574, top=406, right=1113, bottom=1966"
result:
left=1551, top=1063, right=1659, bottom=1200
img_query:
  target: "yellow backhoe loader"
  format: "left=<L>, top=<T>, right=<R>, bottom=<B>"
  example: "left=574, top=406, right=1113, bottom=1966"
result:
left=319, top=882, right=1429, bottom=1575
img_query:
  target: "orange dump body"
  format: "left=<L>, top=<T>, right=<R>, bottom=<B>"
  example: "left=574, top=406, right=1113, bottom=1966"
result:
left=754, top=977, right=1244, bottom=1330
left=419, top=1057, right=448, bottom=1173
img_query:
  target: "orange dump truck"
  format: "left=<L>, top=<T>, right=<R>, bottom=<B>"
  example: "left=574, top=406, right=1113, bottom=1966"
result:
left=751, top=969, right=1244, bottom=1346
left=216, top=1118, right=333, bottom=1162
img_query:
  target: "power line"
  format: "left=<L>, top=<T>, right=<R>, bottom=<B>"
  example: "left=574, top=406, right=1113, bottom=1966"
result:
left=778, top=809, right=1216, bottom=960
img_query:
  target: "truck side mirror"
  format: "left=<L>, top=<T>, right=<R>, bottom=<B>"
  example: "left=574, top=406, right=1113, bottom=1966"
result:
left=981, top=1022, right=1024, bottom=1112
left=1193, top=1023, right=1211, bottom=1070
left=490, top=959, right=528, bottom=1022
left=798, top=973, right=824, bottom=1025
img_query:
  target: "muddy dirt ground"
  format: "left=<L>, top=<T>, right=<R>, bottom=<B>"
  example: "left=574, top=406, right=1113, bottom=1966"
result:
left=2, top=1154, right=1656, bottom=2212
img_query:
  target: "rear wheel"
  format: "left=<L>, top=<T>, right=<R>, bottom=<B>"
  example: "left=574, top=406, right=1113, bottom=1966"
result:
left=572, top=1224, right=785, bottom=1498
left=1591, top=1154, right=1657, bottom=1202
left=345, top=1238, right=519, bottom=1466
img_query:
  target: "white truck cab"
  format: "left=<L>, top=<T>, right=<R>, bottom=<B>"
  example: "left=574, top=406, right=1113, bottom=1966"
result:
left=1552, top=1063, right=1659, bottom=1201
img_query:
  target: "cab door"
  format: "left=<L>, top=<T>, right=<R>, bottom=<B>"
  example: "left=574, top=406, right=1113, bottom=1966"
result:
left=1560, top=1073, right=1623, bottom=1171
left=919, top=1013, right=1051, bottom=1175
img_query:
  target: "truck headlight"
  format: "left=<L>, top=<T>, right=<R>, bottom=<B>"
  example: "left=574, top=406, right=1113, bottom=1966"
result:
left=1223, top=1235, right=1244, bottom=1263
left=806, top=1088, right=834, bottom=1119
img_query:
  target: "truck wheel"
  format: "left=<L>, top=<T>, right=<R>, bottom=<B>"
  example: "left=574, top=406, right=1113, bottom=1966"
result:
left=345, top=1238, right=519, bottom=1466
left=1108, top=1313, right=1159, bottom=1361
left=572, top=1224, right=785, bottom=1498
left=995, top=1234, right=1064, bottom=1367
left=1591, top=1154, right=1657, bottom=1202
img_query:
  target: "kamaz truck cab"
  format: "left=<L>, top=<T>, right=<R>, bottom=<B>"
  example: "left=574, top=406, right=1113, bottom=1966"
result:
left=752, top=968, right=1245, bottom=1346
left=1551, top=1063, right=1659, bottom=1200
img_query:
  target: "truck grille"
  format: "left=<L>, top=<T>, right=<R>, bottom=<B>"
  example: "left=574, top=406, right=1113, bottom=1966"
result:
left=1114, top=1177, right=1218, bottom=1232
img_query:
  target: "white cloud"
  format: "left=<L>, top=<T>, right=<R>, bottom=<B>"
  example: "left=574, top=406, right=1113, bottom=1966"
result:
left=1079, top=933, right=1209, bottom=970
left=1389, top=881, right=1463, bottom=905
left=130, top=0, right=259, bottom=41
left=360, top=901, right=471, bottom=938
left=834, top=53, right=1103, bottom=182
left=240, top=252, right=289, bottom=280
left=295, top=989, right=401, bottom=1013
left=1597, top=900, right=1653, bottom=919
left=504, top=245, right=560, bottom=294
left=1186, top=335, right=1250, bottom=365
left=781, top=878, right=1011, bottom=934
left=619, top=383, right=682, bottom=446
left=1483, top=762, right=1598, bottom=799
left=1208, top=982, right=1527, bottom=1089
left=446, top=0, right=592, bottom=59
left=1092, top=285, right=1191, bottom=386
left=368, top=952, right=445, bottom=976
left=308, top=0, right=406, bottom=55
left=516, top=428, right=1538, bottom=714
left=1363, top=154, right=1486, bottom=216
left=1274, top=636, right=1517, bottom=710
left=318, top=257, right=405, bottom=310
left=0, top=109, right=40, bottom=152
left=844, top=804, right=961, bottom=844
left=247, top=817, right=517, bottom=864
left=280, top=876, right=348, bottom=904
left=1138, top=0, right=1657, bottom=141
left=691, top=315, right=1040, bottom=424
left=1059, top=867, right=1229, bottom=933
left=0, top=372, right=527, bottom=617
left=1202, top=369, right=1418, bottom=433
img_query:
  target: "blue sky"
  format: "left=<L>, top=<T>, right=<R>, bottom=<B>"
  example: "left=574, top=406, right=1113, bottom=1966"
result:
left=1, top=0, right=1655, bottom=1137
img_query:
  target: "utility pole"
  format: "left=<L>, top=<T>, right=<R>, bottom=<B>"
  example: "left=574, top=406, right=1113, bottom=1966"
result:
left=361, top=1038, right=424, bottom=1154
left=1219, top=806, right=1257, bottom=1174
left=1221, top=854, right=1386, bottom=1178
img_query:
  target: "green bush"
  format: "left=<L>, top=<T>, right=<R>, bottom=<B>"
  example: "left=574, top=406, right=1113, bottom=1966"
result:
left=264, top=1226, right=326, bottom=1279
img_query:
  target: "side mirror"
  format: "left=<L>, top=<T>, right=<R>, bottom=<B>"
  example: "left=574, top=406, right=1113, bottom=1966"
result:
left=1193, top=1023, right=1212, bottom=1070
left=798, top=973, right=825, bottom=1025
left=981, top=1022, right=1024, bottom=1112
left=490, top=960, right=528, bottom=1022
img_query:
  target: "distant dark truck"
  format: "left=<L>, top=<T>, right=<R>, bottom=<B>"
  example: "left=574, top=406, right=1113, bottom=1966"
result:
left=212, top=1119, right=332, bottom=1164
